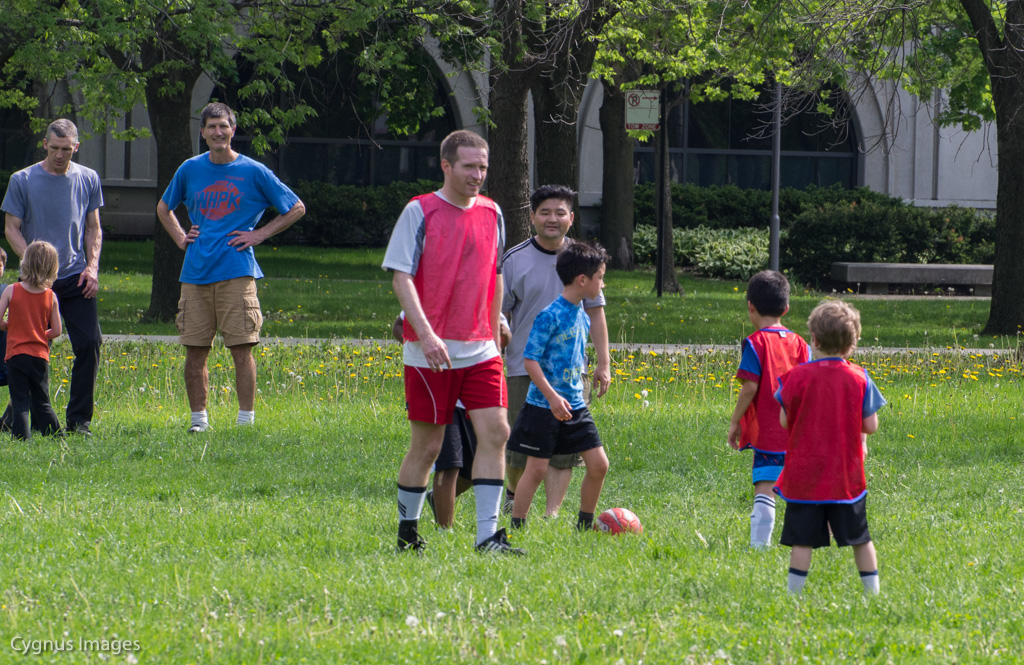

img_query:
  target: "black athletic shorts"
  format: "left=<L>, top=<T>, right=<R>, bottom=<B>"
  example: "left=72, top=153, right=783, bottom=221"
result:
left=434, top=407, right=476, bottom=481
left=780, top=495, right=872, bottom=548
left=506, top=403, right=602, bottom=459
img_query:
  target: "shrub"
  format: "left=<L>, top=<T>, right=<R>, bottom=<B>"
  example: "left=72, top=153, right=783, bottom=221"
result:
left=633, top=224, right=768, bottom=280
left=634, top=182, right=898, bottom=230
left=273, top=179, right=442, bottom=247
left=782, top=201, right=996, bottom=285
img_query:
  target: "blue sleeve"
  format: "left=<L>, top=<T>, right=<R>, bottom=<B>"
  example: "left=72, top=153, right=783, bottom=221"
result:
left=161, top=164, right=187, bottom=210
left=523, top=310, right=556, bottom=362
left=774, top=377, right=785, bottom=407
left=737, top=338, right=761, bottom=378
left=862, top=371, right=886, bottom=416
left=1, top=173, right=26, bottom=218
left=87, top=170, right=104, bottom=212
left=258, top=164, right=300, bottom=213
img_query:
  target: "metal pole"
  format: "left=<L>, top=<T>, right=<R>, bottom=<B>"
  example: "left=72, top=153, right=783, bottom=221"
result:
left=770, top=81, right=781, bottom=272
left=655, top=92, right=666, bottom=298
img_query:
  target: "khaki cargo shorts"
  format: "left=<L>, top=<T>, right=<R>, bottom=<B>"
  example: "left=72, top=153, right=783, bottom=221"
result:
left=176, top=277, right=263, bottom=347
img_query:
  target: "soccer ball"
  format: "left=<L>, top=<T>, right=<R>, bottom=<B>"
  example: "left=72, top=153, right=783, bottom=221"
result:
left=594, top=508, right=643, bottom=534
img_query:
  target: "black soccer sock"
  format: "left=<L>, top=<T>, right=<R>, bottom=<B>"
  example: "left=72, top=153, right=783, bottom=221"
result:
left=511, top=517, right=526, bottom=530
left=577, top=511, right=594, bottom=531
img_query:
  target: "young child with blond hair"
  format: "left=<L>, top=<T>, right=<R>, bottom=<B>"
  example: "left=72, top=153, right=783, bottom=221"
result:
left=774, top=300, right=886, bottom=595
left=0, top=240, right=63, bottom=439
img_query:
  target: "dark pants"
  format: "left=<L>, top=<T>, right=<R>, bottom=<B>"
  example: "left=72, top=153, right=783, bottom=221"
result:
left=52, top=274, right=102, bottom=426
left=7, top=354, right=61, bottom=439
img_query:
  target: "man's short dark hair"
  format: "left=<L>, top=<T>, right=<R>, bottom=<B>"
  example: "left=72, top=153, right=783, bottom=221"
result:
left=530, top=185, right=575, bottom=213
left=556, top=241, right=609, bottom=285
left=746, top=270, right=791, bottom=317
left=440, top=130, right=488, bottom=165
left=46, top=119, right=79, bottom=142
left=201, top=102, right=236, bottom=128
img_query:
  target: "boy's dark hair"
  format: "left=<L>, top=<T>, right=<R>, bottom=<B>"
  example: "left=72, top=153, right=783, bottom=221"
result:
left=530, top=185, right=575, bottom=213
left=746, top=270, right=790, bottom=317
left=201, top=102, right=236, bottom=128
left=556, top=240, right=609, bottom=285
left=807, top=300, right=861, bottom=356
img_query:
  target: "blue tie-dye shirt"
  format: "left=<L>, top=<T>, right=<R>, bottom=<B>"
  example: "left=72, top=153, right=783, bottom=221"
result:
left=524, top=295, right=590, bottom=410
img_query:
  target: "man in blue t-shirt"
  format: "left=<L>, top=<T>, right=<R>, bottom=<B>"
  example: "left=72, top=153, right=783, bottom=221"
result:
left=157, top=102, right=305, bottom=433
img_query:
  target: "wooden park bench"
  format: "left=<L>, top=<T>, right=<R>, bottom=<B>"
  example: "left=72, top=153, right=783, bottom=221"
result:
left=830, top=262, right=993, bottom=296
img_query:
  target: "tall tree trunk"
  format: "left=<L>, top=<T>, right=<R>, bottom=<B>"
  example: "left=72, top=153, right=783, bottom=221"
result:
left=982, top=84, right=1024, bottom=334
left=532, top=79, right=582, bottom=238
left=598, top=81, right=635, bottom=270
left=145, top=67, right=202, bottom=322
left=488, top=70, right=534, bottom=249
left=965, top=0, right=1024, bottom=335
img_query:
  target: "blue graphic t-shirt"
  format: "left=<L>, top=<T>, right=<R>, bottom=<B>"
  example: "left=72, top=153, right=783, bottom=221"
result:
left=161, top=153, right=300, bottom=285
left=524, top=296, right=590, bottom=410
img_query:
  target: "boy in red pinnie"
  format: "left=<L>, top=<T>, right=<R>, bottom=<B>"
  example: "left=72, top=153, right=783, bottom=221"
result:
left=728, top=271, right=810, bottom=548
left=774, top=300, right=886, bottom=595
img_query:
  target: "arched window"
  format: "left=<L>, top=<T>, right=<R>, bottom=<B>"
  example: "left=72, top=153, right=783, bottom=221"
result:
left=635, top=86, right=858, bottom=189
left=211, top=52, right=456, bottom=186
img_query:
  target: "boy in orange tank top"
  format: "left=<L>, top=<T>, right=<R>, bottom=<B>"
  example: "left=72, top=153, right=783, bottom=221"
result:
left=0, top=240, right=63, bottom=439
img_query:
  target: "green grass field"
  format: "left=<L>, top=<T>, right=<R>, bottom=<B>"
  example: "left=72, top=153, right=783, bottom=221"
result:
left=1, top=340, right=1021, bottom=663
left=89, top=241, right=1004, bottom=350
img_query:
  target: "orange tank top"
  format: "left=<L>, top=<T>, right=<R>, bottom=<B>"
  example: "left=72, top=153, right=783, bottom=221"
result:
left=6, top=283, right=54, bottom=361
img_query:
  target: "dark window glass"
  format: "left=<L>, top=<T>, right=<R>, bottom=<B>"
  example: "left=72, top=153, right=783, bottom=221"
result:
left=636, top=83, right=858, bottom=191
left=688, top=99, right=730, bottom=149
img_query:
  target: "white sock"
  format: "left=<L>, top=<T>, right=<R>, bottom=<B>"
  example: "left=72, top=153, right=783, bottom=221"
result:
left=397, top=485, right=427, bottom=522
left=473, top=480, right=503, bottom=545
left=750, top=494, right=776, bottom=548
left=788, top=568, right=808, bottom=595
left=237, top=410, right=255, bottom=426
left=190, top=410, right=208, bottom=428
left=860, top=570, right=880, bottom=595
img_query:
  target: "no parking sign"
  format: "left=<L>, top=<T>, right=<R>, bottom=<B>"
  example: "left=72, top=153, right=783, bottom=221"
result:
left=625, top=90, right=660, bottom=130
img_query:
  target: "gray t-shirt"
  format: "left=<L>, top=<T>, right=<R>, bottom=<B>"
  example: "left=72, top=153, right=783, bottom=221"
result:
left=501, top=237, right=606, bottom=377
left=1, top=162, right=103, bottom=280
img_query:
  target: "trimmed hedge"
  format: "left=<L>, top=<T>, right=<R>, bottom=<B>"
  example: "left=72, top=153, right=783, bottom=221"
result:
left=272, top=179, right=443, bottom=247
left=782, top=201, right=995, bottom=286
left=633, top=224, right=769, bottom=281
left=633, top=182, right=899, bottom=230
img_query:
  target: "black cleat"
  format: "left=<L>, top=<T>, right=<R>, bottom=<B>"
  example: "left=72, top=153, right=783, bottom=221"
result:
left=397, top=535, right=427, bottom=553
left=475, top=528, right=526, bottom=556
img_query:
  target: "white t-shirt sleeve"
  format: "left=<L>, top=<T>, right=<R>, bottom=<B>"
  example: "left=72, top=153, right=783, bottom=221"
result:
left=382, top=199, right=425, bottom=275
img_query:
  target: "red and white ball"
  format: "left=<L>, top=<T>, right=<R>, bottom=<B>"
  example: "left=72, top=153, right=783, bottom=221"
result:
left=594, top=508, right=643, bottom=534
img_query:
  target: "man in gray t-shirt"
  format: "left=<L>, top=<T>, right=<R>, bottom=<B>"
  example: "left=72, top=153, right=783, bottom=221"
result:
left=1, top=119, right=103, bottom=435
left=501, top=185, right=610, bottom=517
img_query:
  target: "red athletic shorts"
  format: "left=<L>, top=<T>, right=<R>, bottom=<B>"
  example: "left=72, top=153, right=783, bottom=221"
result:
left=404, top=356, right=507, bottom=424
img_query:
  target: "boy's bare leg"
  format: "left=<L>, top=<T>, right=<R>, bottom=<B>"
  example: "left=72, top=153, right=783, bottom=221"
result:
left=432, top=468, right=461, bottom=529
left=543, top=467, right=573, bottom=517
left=788, top=545, right=813, bottom=595
left=512, top=456, right=549, bottom=520
left=578, top=447, right=609, bottom=515
left=853, top=541, right=880, bottom=594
